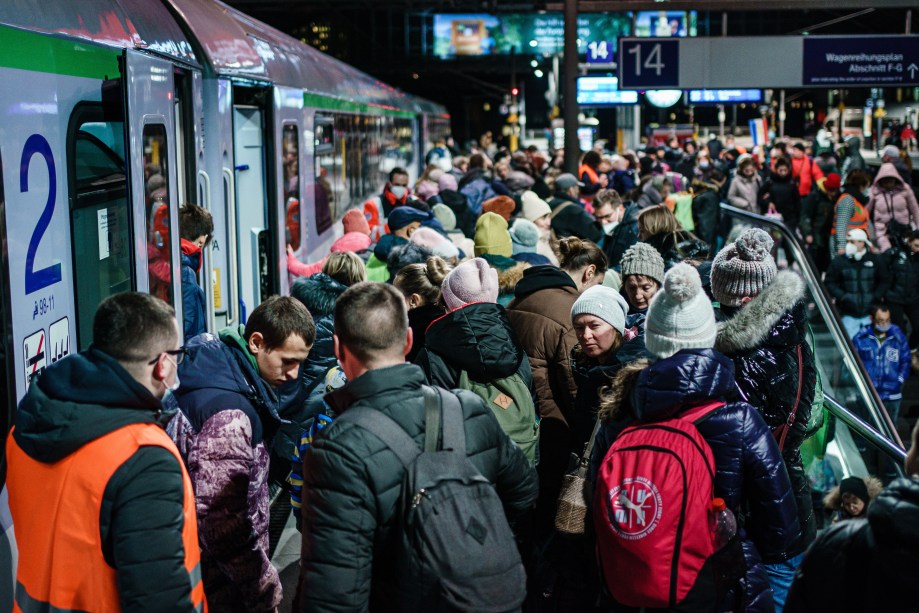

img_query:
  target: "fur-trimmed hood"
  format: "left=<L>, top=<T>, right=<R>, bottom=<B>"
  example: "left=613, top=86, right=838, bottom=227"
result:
left=715, top=271, right=806, bottom=355
left=290, top=272, right=347, bottom=318
left=497, top=262, right=529, bottom=295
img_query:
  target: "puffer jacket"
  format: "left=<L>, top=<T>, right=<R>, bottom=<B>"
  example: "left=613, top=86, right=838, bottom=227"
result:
left=276, top=273, right=346, bottom=459
left=868, top=162, right=919, bottom=251
left=604, top=201, right=642, bottom=269
left=715, top=271, right=817, bottom=558
left=415, top=302, right=537, bottom=408
left=853, top=324, right=911, bottom=401
left=884, top=244, right=919, bottom=305
left=458, top=168, right=497, bottom=215
left=299, top=363, right=538, bottom=612
left=727, top=172, right=762, bottom=212
left=690, top=179, right=721, bottom=247
left=180, top=239, right=207, bottom=340
left=642, top=230, right=701, bottom=269
left=758, top=171, right=802, bottom=228
left=590, top=349, right=799, bottom=613
left=549, top=193, right=603, bottom=242
left=785, top=476, right=919, bottom=612
left=171, top=327, right=283, bottom=612
left=507, top=266, right=580, bottom=429
left=824, top=252, right=889, bottom=318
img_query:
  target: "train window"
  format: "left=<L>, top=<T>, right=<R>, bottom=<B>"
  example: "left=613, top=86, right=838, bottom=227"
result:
left=67, top=107, right=131, bottom=351
left=313, top=114, right=334, bottom=235
left=142, top=124, right=175, bottom=306
left=282, top=124, right=301, bottom=250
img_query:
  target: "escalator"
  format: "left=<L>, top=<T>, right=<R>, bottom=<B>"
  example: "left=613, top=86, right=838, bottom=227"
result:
left=718, top=203, right=907, bottom=498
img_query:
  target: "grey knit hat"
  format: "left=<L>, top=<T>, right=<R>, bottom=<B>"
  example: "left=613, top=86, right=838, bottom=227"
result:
left=645, top=263, right=717, bottom=359
left=570, top=285, right=630, bottom=335
left=710, top=228, right=777, bottom=306
left=620, top=242, right=665, bottom=286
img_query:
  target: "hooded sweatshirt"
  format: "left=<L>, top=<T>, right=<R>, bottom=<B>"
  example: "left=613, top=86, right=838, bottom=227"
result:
left=867, top=163, right=919, bottom=252
left=9, top=348, right=200, bottom=611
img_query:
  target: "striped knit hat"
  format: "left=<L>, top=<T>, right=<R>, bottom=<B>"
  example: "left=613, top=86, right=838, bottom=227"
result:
left=710, top=228, right=777, bottom=306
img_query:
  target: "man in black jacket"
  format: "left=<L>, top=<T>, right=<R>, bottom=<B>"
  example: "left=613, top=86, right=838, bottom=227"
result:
left=297, top=282, right=538, bottom=612
left=549, top=173, right=603, bottom=243
left=825, top=228, right=890, bottom=338
left=6, top=292, right=204, bottom=612
left=785, top=420, right=919, bottom=612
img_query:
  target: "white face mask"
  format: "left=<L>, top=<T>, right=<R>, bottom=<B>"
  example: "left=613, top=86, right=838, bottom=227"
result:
left=603, top=221, right=619, bottom=234
left=162, top=369, right=181, bottom=410
left=845, top=242, right=865, bottom=260
left=390, top=185, right=408, bottom=199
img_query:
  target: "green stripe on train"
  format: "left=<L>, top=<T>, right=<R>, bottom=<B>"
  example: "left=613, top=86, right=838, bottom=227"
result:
left=0, top=23, right=120, bottom=80
left=303, top=92, right=417, bottom=119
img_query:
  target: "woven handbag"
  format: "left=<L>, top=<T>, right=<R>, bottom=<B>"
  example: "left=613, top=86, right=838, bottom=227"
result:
left=554, top=418, right=602, bottom=535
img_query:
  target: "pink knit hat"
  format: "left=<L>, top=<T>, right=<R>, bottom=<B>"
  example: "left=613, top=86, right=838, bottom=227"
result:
left=441, top=258, right=499, bottom=311
left=410, top=227, right=459, bottom=260
left=330, top=232, right=372, bottom=254
left=342, top=209, right=371, bottom=236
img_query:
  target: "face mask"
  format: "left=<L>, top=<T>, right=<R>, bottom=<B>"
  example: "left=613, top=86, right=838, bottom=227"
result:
left=844, top=242, right=865, bottom=259
left=162, top=370, right=181, bottom=411
left=875, top=323, right=892, bottom=333
left=699, top=161, right=710, bottom=169
left=390, top=185, right=408, bottom=199
left=603, top=221, right=619, bottom=234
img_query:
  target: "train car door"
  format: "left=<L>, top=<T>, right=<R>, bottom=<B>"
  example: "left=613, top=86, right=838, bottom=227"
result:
left=233, top=91, right=274, bottom=320
left=274, top=86, right=304, bottom=297
left=123, top=50, right=183, bottom=329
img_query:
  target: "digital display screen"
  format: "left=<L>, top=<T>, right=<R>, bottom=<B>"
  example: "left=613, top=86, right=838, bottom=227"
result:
left=633, top=11, right=697, bottom=38
left=688, top=89, right=764, bottom=104
left=432, top=13, right=631, bottom=58
left=577, top=76, right=640, bottom=106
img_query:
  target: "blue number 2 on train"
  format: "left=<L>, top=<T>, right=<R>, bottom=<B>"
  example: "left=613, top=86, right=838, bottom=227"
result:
left=20, top=133, right=62, bottom=294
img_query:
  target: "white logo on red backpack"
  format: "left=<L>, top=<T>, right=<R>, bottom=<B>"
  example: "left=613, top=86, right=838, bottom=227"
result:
left=606, top=477, right=663, bottom=540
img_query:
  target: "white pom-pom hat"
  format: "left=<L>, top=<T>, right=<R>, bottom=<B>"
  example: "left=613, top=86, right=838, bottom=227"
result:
left=645, top=263, right=718, bottom=359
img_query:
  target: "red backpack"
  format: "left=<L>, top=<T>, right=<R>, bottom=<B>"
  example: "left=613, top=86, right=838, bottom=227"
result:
left=594, top=401, right=734, bottom=610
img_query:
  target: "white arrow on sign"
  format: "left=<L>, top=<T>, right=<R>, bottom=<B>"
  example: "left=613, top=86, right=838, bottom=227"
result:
left=909, top=63, right=918, bottom=78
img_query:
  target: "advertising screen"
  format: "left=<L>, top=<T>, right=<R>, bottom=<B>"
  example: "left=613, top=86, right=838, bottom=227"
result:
left=432, top=13, right=631, bottom=58
left=633, top=11, right=697, bottom=38
left=688, top=89, right=764, bottom=104
left=577, top=77, right=639, bottom=106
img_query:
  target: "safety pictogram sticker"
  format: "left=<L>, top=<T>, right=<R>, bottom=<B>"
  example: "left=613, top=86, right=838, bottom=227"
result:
left=49, top=317, right=70, bottom=364
left=23, top=329, right=46, bottom=391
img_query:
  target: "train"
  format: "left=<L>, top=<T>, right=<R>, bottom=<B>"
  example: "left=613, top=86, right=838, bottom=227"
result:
left=0, top=0, right=450, bottom=429
left=0, top=0, right=449, bottom=601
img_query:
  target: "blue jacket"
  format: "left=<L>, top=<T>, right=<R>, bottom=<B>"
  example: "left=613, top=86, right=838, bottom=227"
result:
left=853, top=324, right=911, bottom=401
left=591, top=348, right=799, bottom=612
left=180, top=244, right=206, bottom=340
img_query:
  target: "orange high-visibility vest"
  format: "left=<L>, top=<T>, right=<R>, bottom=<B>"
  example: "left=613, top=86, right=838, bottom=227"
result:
left=832, top=193, right=869, bottom=235
left=578, top=164, right=600, bottom=186
left=6, top=423, right=206, bottom=613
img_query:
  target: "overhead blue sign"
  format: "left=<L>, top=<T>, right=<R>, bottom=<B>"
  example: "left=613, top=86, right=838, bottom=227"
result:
left=688, top=89, right=763, bottom=104
left=803, top=36, right=919, bottom=86
left=618, top=39, right=679, bottom=89
left=586, top=40, right=614, bottom=64
left=577, top=76, right=639, bottom=105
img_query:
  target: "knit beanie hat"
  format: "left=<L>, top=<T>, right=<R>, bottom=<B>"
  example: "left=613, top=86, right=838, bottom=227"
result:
left=410, top=226, right=460, bottom=260
left=342, top=208, right=371, bottom=236
left=441, top=257, right=499, bottom=311
left=521, top=191, right=552, bottom=222
left=620, top=242, right=665, bottom=286
left=570, top=285, right=629, bottom=335
left=482, top=195, right=516, bottom=221
left=510, top=218, right=540, bottom=255
left=438, top=173, right=458, bottom=192
left=711, top=228, right=777, bottom=306
left=432, top=203, right=457, bottom=232
left=474, top=212, right=513, bottom=257
left=388, top=206, right=429, bottom=232
left=645, top=263, right=717, bottom=359
left=330, top=232, right=372, bottom=254
left=839, top=477, right=870, bottom=505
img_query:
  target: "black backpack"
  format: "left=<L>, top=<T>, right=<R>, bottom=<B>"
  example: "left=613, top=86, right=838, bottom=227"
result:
left=337, top=386, right=526, bottom=612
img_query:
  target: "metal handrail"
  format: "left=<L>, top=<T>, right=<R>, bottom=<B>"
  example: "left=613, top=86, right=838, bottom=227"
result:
left=824, top=393, right=907, bottom=467
left=718, top=203, right=903, bottom=448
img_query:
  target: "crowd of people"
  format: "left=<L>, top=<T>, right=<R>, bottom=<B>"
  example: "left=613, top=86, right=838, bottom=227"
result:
left=6, top=131, right=919, bottom=613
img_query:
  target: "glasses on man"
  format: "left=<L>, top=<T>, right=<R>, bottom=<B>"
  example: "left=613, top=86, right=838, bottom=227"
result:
left=148, top=347, right=189, bottom=366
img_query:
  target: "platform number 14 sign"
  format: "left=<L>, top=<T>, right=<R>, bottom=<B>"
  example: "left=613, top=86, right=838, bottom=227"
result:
left=618, top=39, right=680, bottom=89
